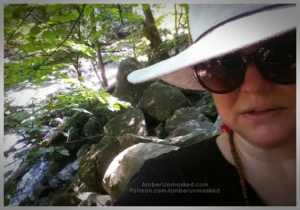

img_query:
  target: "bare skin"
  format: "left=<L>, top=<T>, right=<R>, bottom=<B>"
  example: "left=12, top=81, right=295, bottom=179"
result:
left=214, top=44, right=296, bottom=206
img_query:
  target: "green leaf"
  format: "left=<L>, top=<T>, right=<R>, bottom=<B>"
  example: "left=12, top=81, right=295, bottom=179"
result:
left=9, top=182, right=17, bottom=195
left=4, top=7, right=12, bottom=17
left=82, top=46, right=95, bottom=57
left=42, top=30, right=56, bottom=41
left=55, top=28, right=68, bottom=37
left=84, top=5, right=94, bottom=16
left=114, top=103, right=121, bottom=110
left=69, top=10, right=79, bottom=19
left=19, top=44, right=36, bottom=52
left=127, top=13, right=143, bottom=22
left=47, top=4, right=63, bottom=12
left=4, top=198, right=11, bottom=206
left=34, top=147, right=55, bottom=156
left=27, top=148, right=40, bottom=157
left=142, top=4, right=150, bottom=11
left=58, top=148, right=70, bottom=156
left=29, top=25, right=41, bottom=36
left=71, top=108, right=93, bottom=115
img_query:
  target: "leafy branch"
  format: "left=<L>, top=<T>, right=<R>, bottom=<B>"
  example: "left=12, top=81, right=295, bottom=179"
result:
left=34, top=4, right=87, bottom=70
left=5, top=4, right=37, bottom=45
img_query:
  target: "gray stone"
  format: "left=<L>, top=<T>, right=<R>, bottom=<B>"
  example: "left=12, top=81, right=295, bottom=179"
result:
left=83, top=117, right=103, bottom=138
left=58, top=159, right=81, bottom=181
left=212, top=115, right=224, bottom=136
left=103, top=108, right=147, bottom=137
left=140, top=81, right=189, bottom=122
left=76, top=136, right=119, bottom=192
left=52, top=192, right=81, bottom=206
left=76, top=144, right=91, bottom=159
left=165, top=107, right=211, bottom=133
left=164, top=130, right=211, bottom=148
left=166, top=119, right=214, bottom=138
left=114, top=57, right=153, bottom=106
left=118, top=133, right=164, bottom=152
left=102, top=143, right=179, bottom=202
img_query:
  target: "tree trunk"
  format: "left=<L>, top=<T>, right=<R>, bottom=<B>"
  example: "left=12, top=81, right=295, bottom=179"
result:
left=174, top=4, right=180, bottom=55
left=91, top=59, right=105, bottom=89
left=142, top=4, right=170, bottom=63
left=91, top=7, right=108, bottom=88
left=183, top=4, right=192, bottom=46
left=95, top=41, right=108, bottom=87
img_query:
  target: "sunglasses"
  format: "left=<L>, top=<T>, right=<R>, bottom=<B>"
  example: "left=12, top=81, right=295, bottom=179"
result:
left=191, top=30, right=296, bottom=94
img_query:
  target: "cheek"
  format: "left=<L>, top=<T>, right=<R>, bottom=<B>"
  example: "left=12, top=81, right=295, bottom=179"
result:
left=212, top=93, right=237, bottom=124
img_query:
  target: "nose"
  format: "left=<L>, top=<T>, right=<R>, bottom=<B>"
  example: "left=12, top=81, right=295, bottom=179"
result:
left=240, top=63, right=273, bottom=94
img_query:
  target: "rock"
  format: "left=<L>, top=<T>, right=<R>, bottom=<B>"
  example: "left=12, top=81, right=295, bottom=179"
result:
left=83, top=117, right=104, bottom=138
left=118, top=133, right=164, bottom=152
left=103, top=108, right=148, bottom=137
left=49, top=175, right=62, bottom=189
left=164, top=130, right=211, bottom=148
left=42, top=128, right=67, bottom=146
left=18, top=197, right=34, bottom=206
left=102, top=143, right=179, bottom=202
left=35, top=197, right=52, bottom=206
left=52, top=192, right=81, bottom=206
left=114, top=57, right=153, bottom=106
left=57, top=159, right=81, bottom=181
left=76, top=136, right=119, bottom=193
left=77, top=192, right=112, bottom=206
left=194, top=91, right=215, bottom=106
left=140, top=81, right=189, bottom=122
left=166, top=119, right=214, bottom=138
left=76, top=144, right=92, bottom=159
left=154, top=123, right=168, bottom=139
left=197, top=102, right=219, bottom=120
left=212, top=115, right=224, bottom=136
left=165, top=107, right=212, bottom=133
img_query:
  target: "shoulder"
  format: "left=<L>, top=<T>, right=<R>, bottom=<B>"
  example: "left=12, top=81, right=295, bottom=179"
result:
left=148, top=135, right=221, bottom=169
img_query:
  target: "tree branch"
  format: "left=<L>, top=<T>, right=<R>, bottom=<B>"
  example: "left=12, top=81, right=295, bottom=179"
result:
left=5, top=5, right=37, bottom=44
left=32, top=4, right=87, bottom=72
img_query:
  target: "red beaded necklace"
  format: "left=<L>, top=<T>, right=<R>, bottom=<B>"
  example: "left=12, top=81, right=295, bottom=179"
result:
left=221, top=125, right=250, bottom=206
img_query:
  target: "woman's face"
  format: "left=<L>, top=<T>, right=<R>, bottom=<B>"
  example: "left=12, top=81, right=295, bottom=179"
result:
left=212, top=44, right=296, bottom=149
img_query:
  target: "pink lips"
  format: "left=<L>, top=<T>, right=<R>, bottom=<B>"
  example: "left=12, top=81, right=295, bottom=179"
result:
left=241, top=105, right=284, bottom=121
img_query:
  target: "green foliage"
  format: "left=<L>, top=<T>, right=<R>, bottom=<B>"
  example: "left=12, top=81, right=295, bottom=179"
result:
left=4, top=3, right=190, bottom=86
left=3, top=4, right=193, bottom=205
left=41, top=79, right=131, bottom=114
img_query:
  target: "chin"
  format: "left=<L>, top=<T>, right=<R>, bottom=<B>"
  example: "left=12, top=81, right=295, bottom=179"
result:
left=235, top=124, right=296, bottom=150
left=246, top=129, right=295, bottom=150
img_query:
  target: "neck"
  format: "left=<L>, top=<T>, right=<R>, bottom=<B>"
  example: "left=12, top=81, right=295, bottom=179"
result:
left=233, top=132, right=296, bottom=163
left=232, top=132, right=296, bottom=206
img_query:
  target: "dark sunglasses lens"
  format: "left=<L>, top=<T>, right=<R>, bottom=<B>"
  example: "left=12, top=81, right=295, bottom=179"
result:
left=193, top=54, right=245, bottom=93
left=256, top=32, right=296, bottom=84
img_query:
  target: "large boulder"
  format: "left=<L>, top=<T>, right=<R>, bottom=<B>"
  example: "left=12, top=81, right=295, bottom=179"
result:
left=165, top=107, right=212, bottom=133
left=164, top=130, right=211, bottom=148
left=52, top=192, right=81, bottom=206
left=103, top=108, right=148, bottom=137
left=83, top=117, right=104, bottom=139
left=212, top=115, right=224, bottom=136
left=76, top=136, right=119, bottom=193
left=166, top=119, right=214, bottom=138
left=118, top=133, right=164, bottom=152
left=102, top=143, right=179, bottom=202
left=114, top=57, right=153, bottom=106
left=196, top=103, right=219, bottom=121
left=140, top=81, right=189, bottom=122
